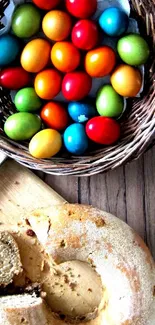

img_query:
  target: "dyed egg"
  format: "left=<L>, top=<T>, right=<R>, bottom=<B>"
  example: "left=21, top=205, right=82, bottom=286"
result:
left=41, top=102, right=69, bottom=131
left=111, top=64, right=142, bottom=97
left=15, top=88, right=42, bottom=112
left=4, top=113, right=41, bottom=141
left=117, top=34, right=150, bottom=66
left=32, top=0, right=61, bottom=10
left=65, top=0, right=97, bottom=19
left=99, top=7, right=129, bottom=37
left=51, top=42, right=81, bottom=73
left=85, top=47, right=116, bottom=78
left=86, top=117, right=121, bottom=145
left=42, top=10, right=72, bottom=41
left=0, top=34, right=20, bottom=67
left=64, top=123, right=88, bottom=155
left=34, top=69, right=62, bottom=100
left=62, top=71, right=92, bottom=101
left=68, top=102, right=96, bottom=123
left=29, top=129, right=62, bottom=158
left=11, top=3, right=41, bottom=38
left=21, top=39, right=51, bottom=73
left=71, top=19, right=99, bottom=50
left=0, top=67, right=31, bottom=90
left=96, top=85, right=124, bottom=118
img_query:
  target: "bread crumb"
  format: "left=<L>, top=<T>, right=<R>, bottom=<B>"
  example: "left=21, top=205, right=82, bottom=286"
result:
left=95, top=218, right=106, bottom=227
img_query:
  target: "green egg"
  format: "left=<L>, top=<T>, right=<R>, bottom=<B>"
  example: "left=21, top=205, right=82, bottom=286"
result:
left=96, top=85, right=124, bottom=118
left=4, top=112, right=41, bottom=141
left=15, top=88, right=42, bottom=112
left=117, top=34, right=150, bottom=66
left=11, top=3, right=41, bottom=38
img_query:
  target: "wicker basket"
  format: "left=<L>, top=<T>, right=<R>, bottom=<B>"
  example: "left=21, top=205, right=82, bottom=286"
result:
left=0, top=0, right=155, bottom=176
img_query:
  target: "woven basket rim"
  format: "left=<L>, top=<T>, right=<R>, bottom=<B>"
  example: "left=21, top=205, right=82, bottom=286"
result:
left=0, top=0, right=155, bottom=176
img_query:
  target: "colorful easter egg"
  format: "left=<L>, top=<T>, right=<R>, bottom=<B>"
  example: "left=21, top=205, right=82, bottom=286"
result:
left=32, top=0, right=61, bottom=10
left=85, top=46, right=116, bottom=78
left=86, top=117, right=121, bottom=145
left=51, top=42, right=81, bottom=73
left=111, top=64, right=142, bottom=97
left=71, top=19, right=99, bottom=50
left=0, top=67, right=31, bottom=90
left=29, top=129, right=62, bottom=158
left=99, top=7, right=129, bottom=37
left=65, top=0, right=97, bottom=19
left=4, top=113, right=41, bottom=141
left=62, top=72, right=92, bottom=101
left=117, top=34, right=150, bottom=66
left=21, top=39, right=51, bottom=73
left=96, top=85, right=124, bottom=118
left=0, top=34, right=20, bottom=67
left=42, top=10, right=72, bottom=41
left=15, top=88, right=42, bottom=112
left=11, top=3, right=41, bottom=38
left=34, top=69, right=62, bottom=100
left=64, top=123, right=88, bottom=155
left=68, top=102, right=96, bottom=123
left=41, top=102, right=69, bottom=130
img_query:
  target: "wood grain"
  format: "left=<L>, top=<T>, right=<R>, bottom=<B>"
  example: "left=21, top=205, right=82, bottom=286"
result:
left=43, top=147, right=155, bottom=259
left=0, top=160, right=65, bottom=225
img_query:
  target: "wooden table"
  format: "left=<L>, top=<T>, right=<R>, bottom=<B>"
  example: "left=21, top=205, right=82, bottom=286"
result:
left=37, top=146, right=155, bottom=259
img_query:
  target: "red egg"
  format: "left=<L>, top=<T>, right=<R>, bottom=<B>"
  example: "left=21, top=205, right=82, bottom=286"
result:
left=86, top=117, right=121, bottom=145
left=41, top=102, right=69, bottom=131
left=62, top=71, right=92, bottom=101
left=72, top=19, right=99, bottom=50
left=0, top=67, right=31, bottom=90
left=32, top=0, right=61, bottom=10
left=65, top=0, right=97, bottom=19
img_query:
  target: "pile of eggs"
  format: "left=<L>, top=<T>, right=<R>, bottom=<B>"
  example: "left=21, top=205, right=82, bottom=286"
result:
left=0, top=0, right=150, bottom=158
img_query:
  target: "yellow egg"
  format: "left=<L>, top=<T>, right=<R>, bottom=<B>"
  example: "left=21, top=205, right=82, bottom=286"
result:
left=111, top=64, right=142, bottom=97
left=21, top=39, right=51, bottom=73
left=29, top=129, right=62, bottom=158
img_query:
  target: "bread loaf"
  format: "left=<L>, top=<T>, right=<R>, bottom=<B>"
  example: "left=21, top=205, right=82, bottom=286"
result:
left=0, top=231, right=22, bottom=287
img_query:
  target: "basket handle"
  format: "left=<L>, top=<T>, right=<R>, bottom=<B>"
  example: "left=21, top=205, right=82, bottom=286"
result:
left=0, top=152, right=7, bottom=165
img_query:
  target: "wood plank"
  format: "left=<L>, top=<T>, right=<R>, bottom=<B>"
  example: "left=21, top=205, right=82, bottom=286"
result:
left=124, top=157, right=146, bottom=241
left=79, top=167, right=127, bottom=222
left=144, top=147, right=155, bottom=259
left=44, top=174, right=79, bottom=203
left=0, top=160, right=65, bottom=225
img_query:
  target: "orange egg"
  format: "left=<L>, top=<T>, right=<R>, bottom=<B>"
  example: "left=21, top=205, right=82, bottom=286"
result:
left=111, top=64, right=142, bottom=97
left=42, top=10, right=72, bottom=41
left=34, top=69, right=62, bottom=100
left=51, top=42, right=81, bottom=73
left=21, top=39, right=51, bottom=73
left=85, top=46, right=116, bottom=78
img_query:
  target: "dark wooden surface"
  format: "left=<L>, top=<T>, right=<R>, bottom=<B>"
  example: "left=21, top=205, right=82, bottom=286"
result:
left=36, top=146, right=155, bottom=259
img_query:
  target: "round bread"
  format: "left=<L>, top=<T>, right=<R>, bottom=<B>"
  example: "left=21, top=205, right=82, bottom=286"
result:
left=28, top=204, right=155, bottom=325
left=0, top=231, right=22, bottom=287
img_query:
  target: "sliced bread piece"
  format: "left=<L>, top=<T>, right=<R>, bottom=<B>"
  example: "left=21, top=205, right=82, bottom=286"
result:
left=0, top=294, right=55, bottom=325
left=0, top=231, right=22, bottom=287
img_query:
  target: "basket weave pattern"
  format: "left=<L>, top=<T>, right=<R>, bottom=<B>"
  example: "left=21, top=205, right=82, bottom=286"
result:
left=0, top=0, right=155, bottom=176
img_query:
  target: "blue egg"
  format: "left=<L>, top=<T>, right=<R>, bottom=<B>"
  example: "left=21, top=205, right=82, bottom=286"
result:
left=0, top=34, right=20, bottom=67
left=68, top=102, right=97, bottom=123
left=99, top=7, right=129, bottom=37
left=64, top=124, right=88, bottom=155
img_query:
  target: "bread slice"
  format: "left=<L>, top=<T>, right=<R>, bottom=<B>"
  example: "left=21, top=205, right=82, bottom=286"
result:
left=0, top=294, right=55, bottom=325
left=0, top=231, right=22, bottom=287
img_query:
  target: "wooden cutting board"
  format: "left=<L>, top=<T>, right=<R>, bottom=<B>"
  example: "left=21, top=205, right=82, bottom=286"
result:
left=0, top=160, right=66, bottom=225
